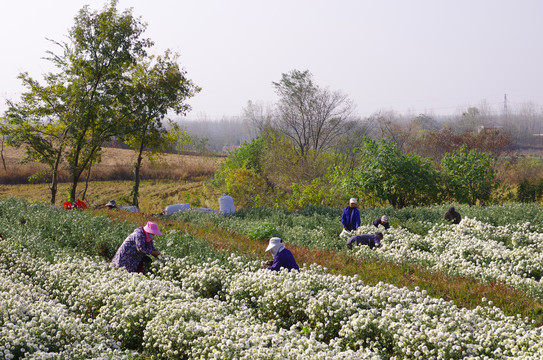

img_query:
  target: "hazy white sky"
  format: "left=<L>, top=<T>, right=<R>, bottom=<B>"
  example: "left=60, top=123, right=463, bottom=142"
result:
left=1, top=0, right=542, bottom=119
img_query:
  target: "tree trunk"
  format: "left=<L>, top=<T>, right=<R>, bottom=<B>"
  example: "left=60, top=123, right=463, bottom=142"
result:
left=82, top=158, right=93, bottom=201
left=132, top=130, right=147, bottom=208
left=68, top=148, right=81, bottom=201
left=50, top=148, right=64, bottom=205
left=0, top=136, right=6, bottom=171
left=69, top=141, right=100, bottom=202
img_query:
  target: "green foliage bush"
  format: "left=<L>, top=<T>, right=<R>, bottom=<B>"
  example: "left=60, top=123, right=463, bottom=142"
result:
left=334, top=138, right=441, bottom=208
left=213, top=137, right=264, bottom=188
left=216, top=137, right=264, bottom=177
left=222, top=167, right=269, bottom=208
left=283, top=178, right=337, bottom=210
left=213, top=132, right=512, bottom=210
left=247, top=224, right=278, bottom=240
left=517, top=178, right=543, bottom=203
left=441, top=145, right=497, bottom=205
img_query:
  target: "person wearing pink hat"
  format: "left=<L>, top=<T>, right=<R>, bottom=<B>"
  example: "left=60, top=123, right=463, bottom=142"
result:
left=111, top=221, right=162, bottom=273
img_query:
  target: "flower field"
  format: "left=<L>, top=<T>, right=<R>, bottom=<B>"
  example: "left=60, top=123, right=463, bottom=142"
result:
left=170, top=204, right=543, bottom=299
left=349, top=217, right=543, bottom=300
left=3, top=198, right=543, bottom=359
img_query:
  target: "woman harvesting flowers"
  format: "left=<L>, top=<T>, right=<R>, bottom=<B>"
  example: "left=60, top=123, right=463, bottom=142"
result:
left=112, top=221, right=162, bottom=273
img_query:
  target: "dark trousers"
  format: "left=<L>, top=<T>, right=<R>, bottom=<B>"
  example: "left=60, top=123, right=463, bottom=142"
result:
left=136, top=255, right=152, bottom=273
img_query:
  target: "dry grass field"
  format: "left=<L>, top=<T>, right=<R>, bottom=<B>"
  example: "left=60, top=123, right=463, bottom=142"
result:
left=0, top=145, right=224, bottom=213
left=0, top=145, right=221, bottom=184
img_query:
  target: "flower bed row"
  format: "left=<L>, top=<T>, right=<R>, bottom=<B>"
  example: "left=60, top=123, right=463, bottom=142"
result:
left=1, top=238, right=543, bottom=358
left=166, top=202, right=543, bottom=300
left=348, top=217, right=543, bottom=299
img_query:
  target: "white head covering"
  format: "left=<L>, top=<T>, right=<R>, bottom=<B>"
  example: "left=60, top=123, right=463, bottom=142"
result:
left=381, top=215, right=388, bottom=222
left=266, top=237, right=285, bottom=256
left=349, top=198, right=357, bottom=204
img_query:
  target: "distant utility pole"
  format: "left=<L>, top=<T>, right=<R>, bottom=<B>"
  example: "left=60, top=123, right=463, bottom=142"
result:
left=503, top=93, right=508, bottom=114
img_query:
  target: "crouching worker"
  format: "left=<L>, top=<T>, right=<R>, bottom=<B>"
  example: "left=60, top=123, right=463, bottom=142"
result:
left=346, top=232, right=383, bottom=250
left=112, top=221, right=162, bottom=273
left=262, top=237, right=299, bottom=271
left=444, top=206, right=461, bottom=225
left=373, top=215, right=390, bottom=230
left=105, top=200, right=117, bottom=210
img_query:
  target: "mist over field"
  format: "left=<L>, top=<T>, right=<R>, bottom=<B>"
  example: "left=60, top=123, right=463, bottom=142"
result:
left=175, top=106, right=543, bottom=154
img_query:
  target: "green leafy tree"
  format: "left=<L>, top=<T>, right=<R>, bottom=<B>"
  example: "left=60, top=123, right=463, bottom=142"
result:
left=1, top=74, right=71, bottom=204
left=440, top=145, right=497, bottom=205
left=216, top=136, right=265, bottom=177
left=121, top=52, right=199, bottom=207
left=3, top=1, right=189, bottom=205
left=51, top=0, right=152, bottom=201
left=336, top=137, right=441, bottom=208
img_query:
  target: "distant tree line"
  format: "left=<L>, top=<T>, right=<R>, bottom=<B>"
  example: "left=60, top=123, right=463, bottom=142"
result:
left=212, top=69, right=543, bottom=209
left=174, top=118, right=253, bottom=154
left=176, top=102, right=542, bottom=156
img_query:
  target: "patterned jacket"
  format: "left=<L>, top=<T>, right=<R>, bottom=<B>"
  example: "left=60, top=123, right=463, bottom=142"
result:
left=112, top=227, right=157, bottom=272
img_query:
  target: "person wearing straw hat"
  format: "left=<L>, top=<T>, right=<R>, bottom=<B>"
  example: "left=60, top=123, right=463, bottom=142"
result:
left=341, top=198, right=361, bottom=232
left=373, top=215, right=390, bottom=230
left=262, top=237, right=299, bottom=271
left=111, top=221, right=162, bottom=273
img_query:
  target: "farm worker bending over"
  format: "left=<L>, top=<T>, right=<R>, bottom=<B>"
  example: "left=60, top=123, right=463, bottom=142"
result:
left=262, top=237, right=299, bottom=271
left=105, top=200, right=117, bottom=210
left=112, top=221, right=162, bottom=273
left=373, top=215, right=390, bottom=230
left=346, top=232, right=383, bottom=250
left=341, top=198, right=361, bottom=232
left=444, top=206, right=461, bottom=224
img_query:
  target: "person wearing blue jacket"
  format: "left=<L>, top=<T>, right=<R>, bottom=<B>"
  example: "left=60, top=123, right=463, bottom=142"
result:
left=346, top=232, right=383, bottom=250
left=373, top=215, right=390, bottom=230
left=263, top=237, right=299, bottom=271
left=341, top=198, right=361, bottom=231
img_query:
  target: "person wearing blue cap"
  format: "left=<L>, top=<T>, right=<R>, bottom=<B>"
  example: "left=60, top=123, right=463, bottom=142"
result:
left=262, top=237, right=299, bottom=271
